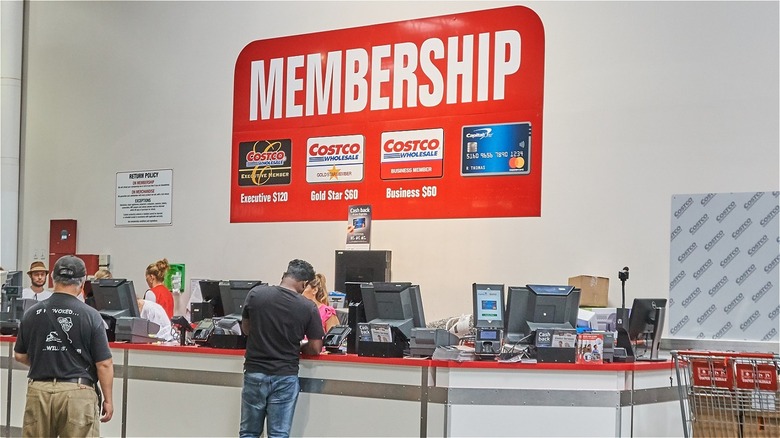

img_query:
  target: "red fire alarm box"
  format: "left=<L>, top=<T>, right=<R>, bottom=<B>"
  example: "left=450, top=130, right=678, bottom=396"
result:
left=50, top=219, right=77, bottom=255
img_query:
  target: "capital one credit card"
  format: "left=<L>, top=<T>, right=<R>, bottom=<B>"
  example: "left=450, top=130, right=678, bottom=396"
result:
left=461, top=122, right=531, bottom=176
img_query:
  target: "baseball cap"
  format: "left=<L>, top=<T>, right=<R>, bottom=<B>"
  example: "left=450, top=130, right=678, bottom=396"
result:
left=53, top=255, right=87, bottom=279
left=27, top=261, right=49, bottom=275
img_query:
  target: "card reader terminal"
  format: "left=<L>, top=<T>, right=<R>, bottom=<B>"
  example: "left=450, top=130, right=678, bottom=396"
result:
left=475, top=327, right=503, bottom=357
left=324, top=325, right=351, bottom=353
left=192, top=318, right=215, bottom=344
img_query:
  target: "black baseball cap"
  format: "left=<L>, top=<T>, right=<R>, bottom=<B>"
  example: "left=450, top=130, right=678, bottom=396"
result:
left=53, top=255, right=87, bottom=280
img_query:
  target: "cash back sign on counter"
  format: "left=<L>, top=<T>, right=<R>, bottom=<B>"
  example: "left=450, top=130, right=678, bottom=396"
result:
left=231, top=6, right=545, bottom=223
left=346, top=205, right=372, bottom=250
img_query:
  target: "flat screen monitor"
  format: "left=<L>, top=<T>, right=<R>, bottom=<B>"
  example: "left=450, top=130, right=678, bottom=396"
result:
left=360, top=282, right=425, bottom=339
left=220, top=280, right=263, bottom=319
left=0, top=298, right=34, bottom=323
left=628, top=298, right=667, bottom=340
left=505, top=284, right=581, bottom=343
left=199, top=280, right=225, bottom=317
left=92, top=279, right=140, bottom=319
left=472, top=283, right=504, bottom=328
left=334, top=250, right=391, bottom=294
left=2, top=271, right=23, bottom=298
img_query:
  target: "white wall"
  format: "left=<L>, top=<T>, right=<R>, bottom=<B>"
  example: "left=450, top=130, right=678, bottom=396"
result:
left=16, top=1, right=779, bottom=320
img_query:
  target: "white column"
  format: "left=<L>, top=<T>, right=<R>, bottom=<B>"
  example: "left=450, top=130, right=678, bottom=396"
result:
left=0, top=0, right=24, bottom=271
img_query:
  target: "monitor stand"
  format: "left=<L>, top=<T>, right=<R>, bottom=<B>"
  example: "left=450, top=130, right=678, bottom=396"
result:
left=346, top=302, right=365, bottom=354
left=614, top=327, right=634, bottom=362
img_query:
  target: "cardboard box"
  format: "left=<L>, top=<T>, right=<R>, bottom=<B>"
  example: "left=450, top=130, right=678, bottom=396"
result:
left=739, top=391, right=779, bottom=437
left=690, top=391, right=740, bottom=437
left=742, top=413, right=780, bottom=437
left=568, top=275, right=609, bottom=307
left=693, top=412, right=740, bottom=437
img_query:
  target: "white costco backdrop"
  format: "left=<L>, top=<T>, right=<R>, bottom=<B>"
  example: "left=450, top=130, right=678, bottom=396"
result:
left=668, top=192, right=779, bottom=342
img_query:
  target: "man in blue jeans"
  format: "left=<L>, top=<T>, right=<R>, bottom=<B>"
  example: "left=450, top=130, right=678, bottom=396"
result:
left=239, top=259, right=324, bottom=438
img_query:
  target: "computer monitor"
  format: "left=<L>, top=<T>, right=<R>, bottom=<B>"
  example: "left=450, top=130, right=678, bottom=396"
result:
left=1, top=271, right=24, bottom=319
left=627, top=298, right=667, bottom=339
left=628, top=298, right=667, bottom=360
left=334, top=250, right=391, bottom=294
left=220, top=280, right=263, bottom=319
left=472, top=283, right=505, bottom=328
left=2, top=271, right=23, bottom=298
left=505, top=285, right=581, bottom=343
left=0, top=295, right=33, bottom=335
left=92, top=279, right=141, bottom=319
left=360, top=282, right=425, bottom=339
left=199, top=280, right=225, bottom=317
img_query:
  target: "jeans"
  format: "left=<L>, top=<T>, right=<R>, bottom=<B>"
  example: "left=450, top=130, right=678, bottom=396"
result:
left=239, top=372, right=300, bottom=438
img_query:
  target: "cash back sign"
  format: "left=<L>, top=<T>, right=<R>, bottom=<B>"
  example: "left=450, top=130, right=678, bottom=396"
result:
left=231, top=6, right=544, bottom=222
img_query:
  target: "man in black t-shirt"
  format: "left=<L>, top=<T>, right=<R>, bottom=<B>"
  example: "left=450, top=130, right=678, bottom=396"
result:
left=14, top=255, right=114, bottom=437
left=239, top=259, right=323, bottom=438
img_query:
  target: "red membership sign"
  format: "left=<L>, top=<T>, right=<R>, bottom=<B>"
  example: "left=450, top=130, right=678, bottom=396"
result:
left=231, top=6, right=545, bottom=222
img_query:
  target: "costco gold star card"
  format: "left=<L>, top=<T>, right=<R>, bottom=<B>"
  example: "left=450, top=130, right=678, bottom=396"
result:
left=306, top=135, right=365, bottom=183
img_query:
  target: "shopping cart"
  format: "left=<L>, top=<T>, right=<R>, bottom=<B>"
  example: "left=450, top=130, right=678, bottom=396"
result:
left=672, top=351, right=780, bottom=437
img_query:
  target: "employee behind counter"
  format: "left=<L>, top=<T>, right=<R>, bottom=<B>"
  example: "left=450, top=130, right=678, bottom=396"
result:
left=137, top=298, right=173, bottom=341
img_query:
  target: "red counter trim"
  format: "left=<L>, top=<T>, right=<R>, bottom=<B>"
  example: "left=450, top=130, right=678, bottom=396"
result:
left=427, top=358, right=673, bottom=371
left=2, top=337, right=672, bottom=371
left=110, top=342, right=246, bottom=356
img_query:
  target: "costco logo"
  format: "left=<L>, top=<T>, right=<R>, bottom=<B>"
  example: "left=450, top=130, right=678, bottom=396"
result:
left=246, top=150, right=286, bottom=167
left=381, top=129, right=443, bottom=162
left=308, top=142, right=362, bottom=163
left=383, top=138, right=440, bottom=155
left=306, top=134, right=364, bottom=183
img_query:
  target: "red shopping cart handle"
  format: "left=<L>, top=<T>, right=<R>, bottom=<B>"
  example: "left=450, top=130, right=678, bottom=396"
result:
left=672, top=350, right=777, bottom=359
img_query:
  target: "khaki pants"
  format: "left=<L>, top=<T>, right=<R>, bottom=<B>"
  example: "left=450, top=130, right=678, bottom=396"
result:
left=23, top=380, right=100, bottom=438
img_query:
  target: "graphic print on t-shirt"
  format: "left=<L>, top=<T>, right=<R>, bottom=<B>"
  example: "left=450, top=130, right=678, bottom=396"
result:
left=57, top=316, right=74, bottom=342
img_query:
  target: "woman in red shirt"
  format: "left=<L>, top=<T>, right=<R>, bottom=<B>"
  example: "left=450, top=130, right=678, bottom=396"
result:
left=144, top=258, right=174, bottom=318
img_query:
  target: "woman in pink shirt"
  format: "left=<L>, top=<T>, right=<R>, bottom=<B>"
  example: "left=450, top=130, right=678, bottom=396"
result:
left=303, top=273, right=339, bottom=333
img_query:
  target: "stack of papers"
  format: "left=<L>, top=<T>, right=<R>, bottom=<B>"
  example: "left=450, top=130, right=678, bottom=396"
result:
left=432, top=345, right=476, bottom=362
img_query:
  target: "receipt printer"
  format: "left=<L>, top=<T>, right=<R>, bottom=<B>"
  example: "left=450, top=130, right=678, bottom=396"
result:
left=115, top=317, right=160, bottom=344
left=410, top=328, right=459, bottom=358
